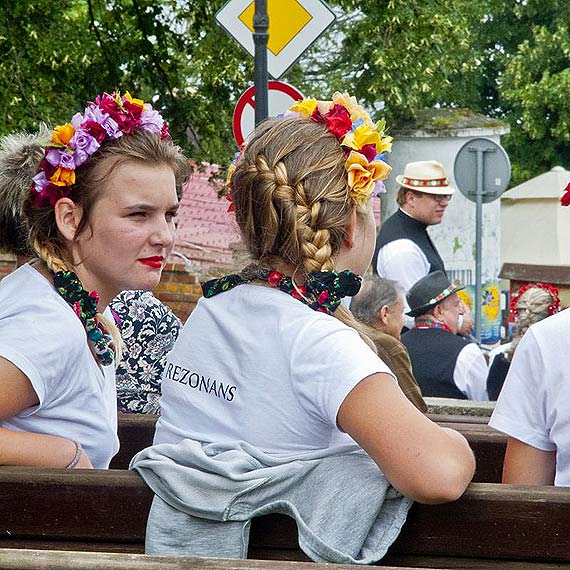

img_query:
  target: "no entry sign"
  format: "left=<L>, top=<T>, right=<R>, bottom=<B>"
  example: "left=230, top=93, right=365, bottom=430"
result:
left=232, top=81, right=304, bottom=146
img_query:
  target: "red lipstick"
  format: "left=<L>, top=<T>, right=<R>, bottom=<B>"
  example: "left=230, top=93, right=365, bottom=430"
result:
left=139, top=256, right=163, bottom=269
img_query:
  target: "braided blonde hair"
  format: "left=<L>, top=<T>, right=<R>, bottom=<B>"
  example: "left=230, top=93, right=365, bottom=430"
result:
left=506, top=287, right=556, bottom=361
left=231, top=117, right=376, bottom=351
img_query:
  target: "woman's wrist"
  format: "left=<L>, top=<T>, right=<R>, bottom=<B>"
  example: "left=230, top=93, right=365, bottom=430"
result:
left=65, top=440, right=83, bottom=469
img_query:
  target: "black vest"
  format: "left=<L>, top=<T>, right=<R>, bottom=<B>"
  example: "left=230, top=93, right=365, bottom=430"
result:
left=401, top=328, right=468, bottom=399
left=373, top=209, right=446, bottom=276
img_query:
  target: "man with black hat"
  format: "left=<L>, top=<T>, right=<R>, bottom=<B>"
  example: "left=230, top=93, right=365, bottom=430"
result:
left=401, top=271, right=488, bottom=401
left=373, top=160, right=454, bottom=330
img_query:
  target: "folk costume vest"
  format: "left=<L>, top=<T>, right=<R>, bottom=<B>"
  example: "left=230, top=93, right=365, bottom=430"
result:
left=401, top=328, right=468, bottom=400
left=373, top=209, right=446, bottom=276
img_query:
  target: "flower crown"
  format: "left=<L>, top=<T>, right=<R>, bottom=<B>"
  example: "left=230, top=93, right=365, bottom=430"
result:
left=509, top=282, right=561, bottom=317
left=224, top=92, right=392, bottom=209
left=32, top=91, right=170, bottom=208
left=287, top=93, right=392, bottom=205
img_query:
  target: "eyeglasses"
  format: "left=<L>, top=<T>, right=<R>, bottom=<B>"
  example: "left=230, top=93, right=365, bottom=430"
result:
left=413, top=190, right=452, bottom=204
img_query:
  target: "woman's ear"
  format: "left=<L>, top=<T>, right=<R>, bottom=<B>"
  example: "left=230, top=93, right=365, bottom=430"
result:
left=343, top=209, right=358, bottom=248
left=53, top=198, right=83, bottom=242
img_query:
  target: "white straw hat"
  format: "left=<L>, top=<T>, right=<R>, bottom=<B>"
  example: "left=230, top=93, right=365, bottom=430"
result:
left=395, top=160, right=456, bottom=195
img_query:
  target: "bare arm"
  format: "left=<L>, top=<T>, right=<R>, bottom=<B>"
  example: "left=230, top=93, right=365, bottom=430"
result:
left=502, top=437, right=556, bottom=485
left=0, top=357, right=92, bottom=468
left=338, top=373, right=475, bottom=504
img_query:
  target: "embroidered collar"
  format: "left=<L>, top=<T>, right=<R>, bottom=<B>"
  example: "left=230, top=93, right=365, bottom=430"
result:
left=202, top=268, right=362, bottom=315
left=51, top=269, right=115, bottom=365
left=414, top=315, right=451, bottom=333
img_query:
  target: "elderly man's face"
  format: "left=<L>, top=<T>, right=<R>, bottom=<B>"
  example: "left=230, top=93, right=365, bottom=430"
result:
left=437, top=293, right=464, bottom=334
left=384, top=294, right=405, bottom=339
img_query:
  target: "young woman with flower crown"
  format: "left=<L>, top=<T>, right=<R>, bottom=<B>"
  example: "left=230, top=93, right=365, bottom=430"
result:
left=0, top=92, right=187, bottom=469
left=131, top=93, right=475, bottom=562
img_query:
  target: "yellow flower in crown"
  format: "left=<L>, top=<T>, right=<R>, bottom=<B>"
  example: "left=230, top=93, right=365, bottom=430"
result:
left=342, top=124, right=383, bottom=152
left=332, top=92, right=371, bottom=124
left=345, top=151, right=392, bottom=205
left=124, top=91, right=145, bottom=109
left=49, top=166, right=76, bottom=187
left=289, top=97, right=318, bottom=117
left=51, top=123, right=75, bottom=146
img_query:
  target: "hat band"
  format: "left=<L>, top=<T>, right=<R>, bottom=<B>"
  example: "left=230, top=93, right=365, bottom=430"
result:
left=402, top=176, right=449, bottom=188
left=428, top=284, right=456, bottom=305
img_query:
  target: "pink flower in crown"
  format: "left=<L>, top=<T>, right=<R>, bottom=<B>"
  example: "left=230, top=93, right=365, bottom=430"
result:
left=160, top=122, right=170, bottom=140
left=72, top=301, right=83, bottom=319
left=94, top=93, right=120, bottom=115
left=358, top=144, right=377, bottom=163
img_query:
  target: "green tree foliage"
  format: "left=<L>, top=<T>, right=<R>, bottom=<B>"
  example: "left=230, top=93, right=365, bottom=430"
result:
left=0, top=0, right=252, bottom=164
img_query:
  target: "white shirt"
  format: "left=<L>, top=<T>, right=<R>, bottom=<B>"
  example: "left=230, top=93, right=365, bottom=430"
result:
left=376, top=210, right=431, bottom=329
left=454, top=342, right=489, bottom=401
left=490, top=309, right=570, bottom=486
left=0, top=264, right=119, bottom=468
left=155, top=284, right=395, bottom=457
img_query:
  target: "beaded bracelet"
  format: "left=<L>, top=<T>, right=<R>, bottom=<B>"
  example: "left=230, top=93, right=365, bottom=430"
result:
left=66, top=441, right=83, bottom=469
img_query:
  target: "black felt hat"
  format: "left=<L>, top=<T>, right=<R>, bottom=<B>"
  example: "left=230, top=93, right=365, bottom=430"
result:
left=406, top=271, right=464, bottom=317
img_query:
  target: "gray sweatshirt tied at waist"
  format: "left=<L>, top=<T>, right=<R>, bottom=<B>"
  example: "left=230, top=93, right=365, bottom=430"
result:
left=130, top=439, right=412, bottom=564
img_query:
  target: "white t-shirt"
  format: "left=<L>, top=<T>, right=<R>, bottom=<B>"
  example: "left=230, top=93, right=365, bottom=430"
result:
left=155, top=284, right=395, bottom=457
left=0, top=264, right=119, bottom=469
left=454, top=343, right=489, bottom=401
left=489, top=309, right=570, bottom=486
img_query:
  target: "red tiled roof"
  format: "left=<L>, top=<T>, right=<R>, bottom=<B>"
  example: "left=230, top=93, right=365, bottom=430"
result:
left=173, top=165, right=240, bottom=268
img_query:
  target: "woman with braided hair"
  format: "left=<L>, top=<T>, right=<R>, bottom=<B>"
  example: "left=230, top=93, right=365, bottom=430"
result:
left=486, top=283, right=560, bottom=400
left=132, top=94, right=474, bottom=563
left=0, top=92, right=187, bottom=469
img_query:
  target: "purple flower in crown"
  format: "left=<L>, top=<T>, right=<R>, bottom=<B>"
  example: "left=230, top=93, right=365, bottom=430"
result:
left=373, top=180, right=387, bottom=196
left=32, top=171, right=50, bottom=193
left=45, top=148, right=76, bottom=170
left=70, top=129, right=100, bottom=167
left=82, top=106, right=122, bottom=140
left=140, top=106, right=165, bottom=135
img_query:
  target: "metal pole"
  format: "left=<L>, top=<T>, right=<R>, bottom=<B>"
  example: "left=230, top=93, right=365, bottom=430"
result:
left=474, top=149, right=484, bottom=345
left=253, top=0, right=269, bottom=126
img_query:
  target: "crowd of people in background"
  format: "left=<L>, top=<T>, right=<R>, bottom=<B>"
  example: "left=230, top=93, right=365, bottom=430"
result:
left=0, top=89, right=566, bottom=562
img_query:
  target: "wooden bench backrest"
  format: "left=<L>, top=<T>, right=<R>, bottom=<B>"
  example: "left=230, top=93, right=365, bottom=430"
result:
left=0, top=467, right=568, bottom=568
left=112, top=413, right=506, bottom=483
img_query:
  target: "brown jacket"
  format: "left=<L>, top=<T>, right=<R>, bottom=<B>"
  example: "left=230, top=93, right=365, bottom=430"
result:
left=373, top=332, right=428, bottom=413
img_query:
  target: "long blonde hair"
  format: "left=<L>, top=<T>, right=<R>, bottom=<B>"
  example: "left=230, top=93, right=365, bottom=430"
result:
left=231, top=117, right=376, bottom=351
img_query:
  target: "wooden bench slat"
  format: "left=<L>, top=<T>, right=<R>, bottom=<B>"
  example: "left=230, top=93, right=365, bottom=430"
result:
left=0, top=468, right=568, bottom=564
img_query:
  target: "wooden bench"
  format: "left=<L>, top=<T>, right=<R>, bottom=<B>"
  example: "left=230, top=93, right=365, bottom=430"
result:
left=112, top=413, right=506, bottom=483
left=0, top=549, right=438, bottom=570
left=0, top=468, right=566, bottom=569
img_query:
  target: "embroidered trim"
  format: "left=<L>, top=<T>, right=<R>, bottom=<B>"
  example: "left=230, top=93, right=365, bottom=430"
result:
left=401, top=177, right=449, bottom=188
left=202, top=268, right=362, bottom=315
left=51, top=269, right=115, bottom=365
left=428, top=285, right=457, bottom=305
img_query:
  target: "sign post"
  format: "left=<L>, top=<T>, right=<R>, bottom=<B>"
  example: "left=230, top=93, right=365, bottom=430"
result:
left=253, top=0, right=269, bottom=125
left=454, top=137, right=511, bottom=344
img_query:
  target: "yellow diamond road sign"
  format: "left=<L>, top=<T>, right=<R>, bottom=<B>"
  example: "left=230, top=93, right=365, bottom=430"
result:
left=216, top=0, right=335, bottom=79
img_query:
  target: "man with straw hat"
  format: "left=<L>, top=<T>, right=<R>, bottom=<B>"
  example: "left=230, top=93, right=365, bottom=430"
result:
left=373, top=160, right=455, bottom=329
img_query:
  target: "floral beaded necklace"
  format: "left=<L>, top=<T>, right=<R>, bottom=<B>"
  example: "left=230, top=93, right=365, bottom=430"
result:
left=51, top=269, right=115, bottom=366
left=202, top=267, right=362, bottom=315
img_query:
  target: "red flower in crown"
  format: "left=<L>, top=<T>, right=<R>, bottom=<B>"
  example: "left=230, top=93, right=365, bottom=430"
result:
left=310, top=104, right=353, bottom=141
left=561, top=183, right=570, bottom=207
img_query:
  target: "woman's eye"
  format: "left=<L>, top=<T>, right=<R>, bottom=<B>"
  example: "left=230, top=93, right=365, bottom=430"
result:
left=166, top=212, right=178, bottom=222
left=129, top=211, right=146, bottom=218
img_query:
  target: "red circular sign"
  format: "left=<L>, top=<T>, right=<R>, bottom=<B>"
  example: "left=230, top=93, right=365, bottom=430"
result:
left=232, top=81, right=304, bottom=146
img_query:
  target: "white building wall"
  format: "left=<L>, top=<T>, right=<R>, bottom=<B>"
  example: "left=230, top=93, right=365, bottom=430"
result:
left=382, top=128, right=508, bottom=284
